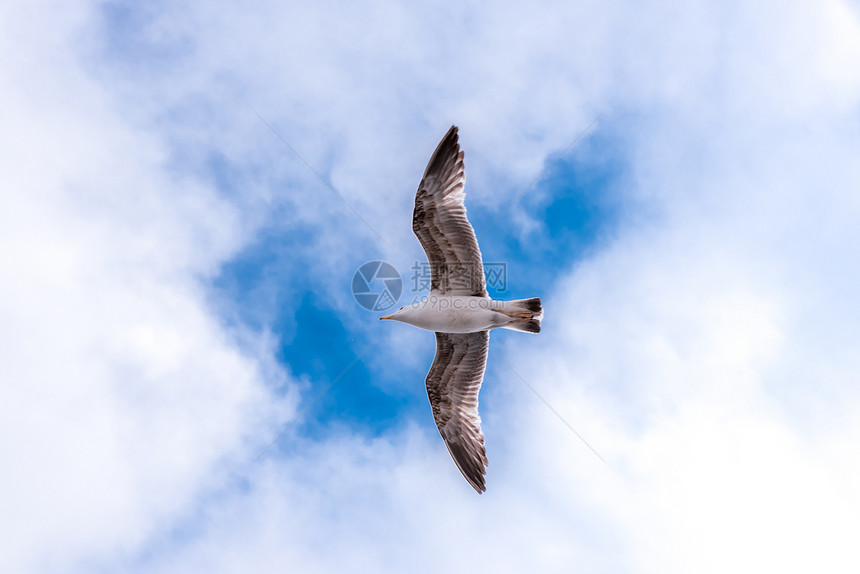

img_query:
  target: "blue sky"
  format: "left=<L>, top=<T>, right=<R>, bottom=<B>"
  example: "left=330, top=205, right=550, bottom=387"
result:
left=3, top=1, right=860, bottom=573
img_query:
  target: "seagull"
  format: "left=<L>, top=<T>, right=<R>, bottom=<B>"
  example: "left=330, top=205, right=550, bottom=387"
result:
left=380, top=126, right=543, bottom=493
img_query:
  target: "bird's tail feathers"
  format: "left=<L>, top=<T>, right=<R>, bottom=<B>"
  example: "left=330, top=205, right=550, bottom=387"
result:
left=503, top=319, right=541, bottom=333
left=500, top=297, right=542, bottom=333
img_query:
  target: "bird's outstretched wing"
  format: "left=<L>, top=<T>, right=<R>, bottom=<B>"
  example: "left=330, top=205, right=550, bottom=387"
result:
left=412, top=126, right=487, bottom=297
left=425, top=330, right=490, bottom=493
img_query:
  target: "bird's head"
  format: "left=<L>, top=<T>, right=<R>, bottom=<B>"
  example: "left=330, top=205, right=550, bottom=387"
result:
left=379, top=300, right=428, bottom=322
left=379, top=306, right=408, bottom=322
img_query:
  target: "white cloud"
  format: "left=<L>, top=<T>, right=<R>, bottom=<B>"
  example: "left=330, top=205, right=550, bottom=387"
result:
left=2, top=0, right=860, bottom=572
left=1, top=2, right=293, bottom=572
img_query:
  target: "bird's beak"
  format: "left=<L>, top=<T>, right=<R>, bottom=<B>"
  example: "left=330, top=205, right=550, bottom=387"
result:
left=379, top=314, right=395, bottom=320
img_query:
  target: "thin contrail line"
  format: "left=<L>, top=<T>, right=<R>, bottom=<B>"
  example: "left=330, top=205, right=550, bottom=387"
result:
left=491, top=348, right=611, bottom=469
left=249, top=106, right=391, bottom=248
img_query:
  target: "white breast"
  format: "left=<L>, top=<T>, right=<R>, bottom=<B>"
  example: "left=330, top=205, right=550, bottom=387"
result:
left=403, top=296, right=509, bottom=333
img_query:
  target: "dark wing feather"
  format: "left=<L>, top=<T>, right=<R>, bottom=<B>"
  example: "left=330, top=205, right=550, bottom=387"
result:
left=412, top=126, right=487, bottom=296
left=425, top=331, right=490, bottom=493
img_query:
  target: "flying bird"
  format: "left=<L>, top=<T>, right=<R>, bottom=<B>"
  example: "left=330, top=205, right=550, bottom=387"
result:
left=380, top=126, right=543, bottom=493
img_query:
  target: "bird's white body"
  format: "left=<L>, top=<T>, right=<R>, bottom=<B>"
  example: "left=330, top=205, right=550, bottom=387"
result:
left=381, top=296, right=541, bottom=334
left=385, top=296, right=508, bottom=333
